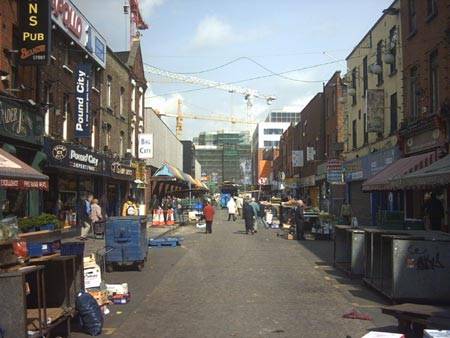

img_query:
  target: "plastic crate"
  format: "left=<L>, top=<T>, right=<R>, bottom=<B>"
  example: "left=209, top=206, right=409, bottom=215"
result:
left=27, top=242, right=56, bottom=257
left=34, top=224, right=55, bottom=232
left=61, top=241, right=85, bottom=257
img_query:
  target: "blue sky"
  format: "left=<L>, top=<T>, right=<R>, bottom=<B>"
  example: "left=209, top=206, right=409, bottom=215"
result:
left=74, top=0, right=394, bottom=140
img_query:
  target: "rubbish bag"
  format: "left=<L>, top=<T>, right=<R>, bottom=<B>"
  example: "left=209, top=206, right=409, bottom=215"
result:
left=76, top=292, right=103, bottom=336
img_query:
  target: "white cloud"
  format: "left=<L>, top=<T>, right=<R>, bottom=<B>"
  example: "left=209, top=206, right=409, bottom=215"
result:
left=191, top=15, right=268, bottom=48
left=139, top=0, right=166, bottom=16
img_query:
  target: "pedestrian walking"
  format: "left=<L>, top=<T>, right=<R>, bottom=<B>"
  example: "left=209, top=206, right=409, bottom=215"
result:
left=249, top=198, right=260, bottom=232
left=122, top=196, right=138, bottom=216
left=236, top=195, right=243, bottom=217
left=203, top=200, right=215, bottom=234
left=294, top=200, right=305, bottom=240
left=243, top=199, right=255, bottom=234
left=227, top=197, right=237, bottom=221
left=340, top=200, right=352, bottom=225
left=90, top=198, right=103, bottom=223
left=79, top=193, right=93, bottom=240
left=424, top=192, right=445, bottom=231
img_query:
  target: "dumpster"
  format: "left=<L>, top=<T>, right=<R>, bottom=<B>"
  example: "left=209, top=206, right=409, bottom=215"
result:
left=378, top=233, right=450, bottom=302
left=105, top=216, right=148, bottom=272
left=334, top=225, right=365, bottom=277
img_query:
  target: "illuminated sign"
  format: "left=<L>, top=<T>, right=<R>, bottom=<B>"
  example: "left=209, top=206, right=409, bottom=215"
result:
left=51, top=0, right=106, bottom=68
left=19, top=0, right=51, bottom=64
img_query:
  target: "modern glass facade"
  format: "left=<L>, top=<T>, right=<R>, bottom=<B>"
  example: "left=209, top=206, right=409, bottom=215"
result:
left=265, top=111, right=300, bottom=123
left=194, top=131, right=252, bottom=184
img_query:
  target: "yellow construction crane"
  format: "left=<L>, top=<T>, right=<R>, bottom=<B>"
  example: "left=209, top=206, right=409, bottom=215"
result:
left=156, top=99, right=257, bottom=138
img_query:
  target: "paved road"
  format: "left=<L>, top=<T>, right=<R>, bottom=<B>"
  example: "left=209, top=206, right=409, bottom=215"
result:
left=75, top=210, right=397, bottom=338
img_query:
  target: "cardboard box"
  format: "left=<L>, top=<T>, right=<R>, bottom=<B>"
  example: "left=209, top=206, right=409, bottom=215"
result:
left=287, top=234, right=294, bottom=240
left=84, top=265, right=102, bottom=289
left=88, top=290, right=109, bottom=306
left=106, top=283, right=128, bottom=296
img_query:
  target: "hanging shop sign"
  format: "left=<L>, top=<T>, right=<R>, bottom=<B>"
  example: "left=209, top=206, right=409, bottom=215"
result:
left=109, top=161, right=136, bottom=181
left=44, top=138, right=105, bottom=174
left=51, top=0, right=106, bottom=68
left=327, top=159, right=343, bottom=183
left=19, top=0, right=51, bottom=64
left=0, top=97, right=44, bottom=145
left=74, top=63, right=91, bottom=138
left=365, top=89, right=385, bottom=133
left=306, top=147, right=315, bottom=162
left=292, top=150, right=304, bottom=167
left=138, top=134, right=153, bottom=159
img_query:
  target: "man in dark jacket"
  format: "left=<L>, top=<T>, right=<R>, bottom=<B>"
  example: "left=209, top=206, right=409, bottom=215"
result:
left=424, top=193, right=445, bottom=231
left=294, top=200, right=305, bottom=240
left=243, top=199, right=255, bottom=234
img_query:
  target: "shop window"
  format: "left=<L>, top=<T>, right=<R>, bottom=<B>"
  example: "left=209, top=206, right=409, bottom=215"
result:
left=409, top=67, right=419, bottom=119
left=429, top=50, right=439, bottom=115
left=408, top=0, right=417, bottom=34
left=390, top=92, right=398, bottom=134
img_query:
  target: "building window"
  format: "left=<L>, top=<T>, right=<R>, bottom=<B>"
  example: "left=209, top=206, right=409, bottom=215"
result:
left=389, top=26, right=397, bottom=74
left=91, top=119, right=96, bottom=149
left=138, top=87, right=144, bottom=118
left=352, top=119, right=357, bottom=149
left=92, top=68, right=101, bottom=89
left=408, top=0, right=417, bottom=33
left=62, top=94, right=69, bottom=140
left=409, top=67, right=419, bottom=119
left=363, top=113, right=368, bottom=145
left=376, top=40, right=384, bottom=86
left=351, top=68, right=357, bottom=105
left=131, top=84, right=135, bottom=113
left=119, top=131, right=125, bottom=157
left=44, top=86, right=51, bottom=135
left=119, top=87, right=125, bottom=116
left=131, top=125, right=136, bottom=157
left=263, top=140, right=279, bottom=148
left=363, top=56, right=368, bottom=95
left=106, top=127, right=111, bottom=147
left=263, top=128, right=284, bottom=135
left=106, top=76, right=112, bottom=108
left=427, top=0, right=437, bottom=18
left=63, top=45, right=69, bottom=65
left=358, top=109, right=361, bottom=120
left=429, top=50, right=439, bottom=115
left=390, top=93, right=398, bottom=134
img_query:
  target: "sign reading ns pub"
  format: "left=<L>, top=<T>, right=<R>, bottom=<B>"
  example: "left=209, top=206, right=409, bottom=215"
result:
left=19, top=0, right=51, bottom=64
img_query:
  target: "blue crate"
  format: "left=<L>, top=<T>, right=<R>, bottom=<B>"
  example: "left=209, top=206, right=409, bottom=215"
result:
left=61, top=241, right=85, bottom=257
left=27, top=242, right=56, bottom=257
left=149, top=237, right=182, bottom=248
left=34, top=223, right=55, bottom=232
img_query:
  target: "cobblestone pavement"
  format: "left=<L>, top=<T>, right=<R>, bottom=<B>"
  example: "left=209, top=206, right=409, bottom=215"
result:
left=73, top=210, right=397, bottom=338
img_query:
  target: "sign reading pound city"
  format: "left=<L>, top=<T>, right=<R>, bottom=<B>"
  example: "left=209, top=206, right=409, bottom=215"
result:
left=19, top=0, right=51, bottom=64
left=74, top=63, right=91, bottom=138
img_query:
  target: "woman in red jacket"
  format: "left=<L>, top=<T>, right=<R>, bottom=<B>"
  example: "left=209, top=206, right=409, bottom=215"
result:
left=203, top=200, right=215, bottom=234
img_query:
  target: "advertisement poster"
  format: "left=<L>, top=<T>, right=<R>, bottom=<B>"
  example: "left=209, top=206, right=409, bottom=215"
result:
left=365, top=89, right=385, bottom=133
left=19, top=0, right=51, bottom=64
left=74, top=63, right=91, bottom=138
left=292, top=150, right=304, bottom=167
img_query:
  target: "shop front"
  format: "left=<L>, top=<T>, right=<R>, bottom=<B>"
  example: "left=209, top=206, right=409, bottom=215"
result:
left=43, top=138, right=108, bottom=225
left=105, top=160, right=136, bottom=217
left=344, top=147, right=401, bottom=226
left=0, top=95, right=46, bottom=217
left=299, top=175, right=318, bottom=208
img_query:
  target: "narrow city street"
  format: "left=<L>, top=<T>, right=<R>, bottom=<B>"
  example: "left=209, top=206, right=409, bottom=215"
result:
left=75, top=210, right=397, bottom=338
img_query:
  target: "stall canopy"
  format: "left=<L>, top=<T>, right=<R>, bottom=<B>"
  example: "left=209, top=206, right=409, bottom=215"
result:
left=0, top=149, right=49, bottom=190
left=362, top=152, right=436, bottom=192
left=391, top=154, right=450, bottom=189
left=152, top=163, right=186, bottom=182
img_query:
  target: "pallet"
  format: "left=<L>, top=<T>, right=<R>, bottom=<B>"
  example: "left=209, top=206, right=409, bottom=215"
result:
left=149, top=237, right=183, bottom=248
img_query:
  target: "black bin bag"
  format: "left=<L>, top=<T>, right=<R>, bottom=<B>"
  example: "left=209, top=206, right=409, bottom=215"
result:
left=76, top=292, right=103, bottom=336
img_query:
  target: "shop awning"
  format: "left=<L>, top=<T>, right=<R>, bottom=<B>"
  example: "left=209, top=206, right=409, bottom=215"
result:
left=0, top=149, right=49, bottom=190
left=391, top=154, right=450, bottom=189
left=182, top=173, right=197, bottom=186
left=362, top=152, right=436, bottom=192
left=152, top=163, right=186, bottom=182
